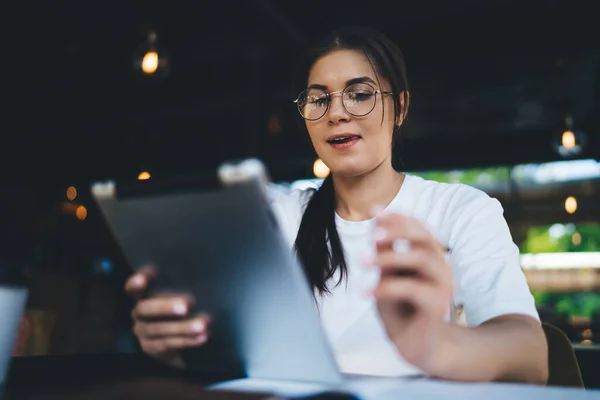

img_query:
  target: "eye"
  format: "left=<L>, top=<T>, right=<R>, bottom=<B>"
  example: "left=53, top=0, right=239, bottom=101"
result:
left=307, top=94, right=328, bottom=107
left=347, top=91, right=374, bottom=102
left=345, top=83, right=376, bottom=103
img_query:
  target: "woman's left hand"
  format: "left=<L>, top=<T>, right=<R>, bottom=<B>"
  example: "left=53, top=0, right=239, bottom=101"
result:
left=367, top=211, right=454, bottom=372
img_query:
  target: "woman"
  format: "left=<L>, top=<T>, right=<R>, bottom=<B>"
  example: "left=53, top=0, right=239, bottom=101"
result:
left=126, top=26, right=548, bottom=383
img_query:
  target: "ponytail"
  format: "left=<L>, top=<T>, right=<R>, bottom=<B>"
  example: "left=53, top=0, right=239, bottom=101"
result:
left=294, top=175, right=348, bottom=295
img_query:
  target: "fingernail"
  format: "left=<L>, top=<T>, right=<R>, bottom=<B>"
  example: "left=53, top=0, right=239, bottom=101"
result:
left=173, top=303, right=187, bottom=315
left=195, top=334, right=207, bottom=344
left=393, top=239, right=411, bottom=253
left=132, top=275, right=145, bottom=287
left=373, top=227, right=387, bottom=241
left=190, top=321, right=205, bottom=333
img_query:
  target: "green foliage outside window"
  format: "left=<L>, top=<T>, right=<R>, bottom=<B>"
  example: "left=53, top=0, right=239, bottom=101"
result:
left=521, top=224, right=600, bottom=253
left=411, top=167, right=510, bottom=188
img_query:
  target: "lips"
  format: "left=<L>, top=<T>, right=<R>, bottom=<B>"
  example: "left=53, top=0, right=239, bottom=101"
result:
left=326, top=134, right=361, bottom=144
left=326, top=134, right=361, bottom=150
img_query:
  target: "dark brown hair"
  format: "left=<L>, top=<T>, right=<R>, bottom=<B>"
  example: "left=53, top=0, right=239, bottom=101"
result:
left=293, top=26, right=410, bottom=295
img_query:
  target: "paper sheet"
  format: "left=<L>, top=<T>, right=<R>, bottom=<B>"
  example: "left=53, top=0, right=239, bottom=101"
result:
left=208, top=376, right=600, bottom=400
left=208, top=375, right=428, bottom=398
left=207, top=377, right=331, bottom=397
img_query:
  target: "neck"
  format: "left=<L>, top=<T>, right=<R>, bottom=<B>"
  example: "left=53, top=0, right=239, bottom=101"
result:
left=332, top=161, right=405, bottom=222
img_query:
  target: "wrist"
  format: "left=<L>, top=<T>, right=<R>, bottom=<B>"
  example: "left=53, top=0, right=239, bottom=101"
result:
left=422, top=323, right=503, bottom=382
left=419, top=323, right=459, bottom=378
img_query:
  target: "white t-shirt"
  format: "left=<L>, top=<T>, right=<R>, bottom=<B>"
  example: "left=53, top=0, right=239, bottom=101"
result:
left=268, top=173, right=539, bottom=377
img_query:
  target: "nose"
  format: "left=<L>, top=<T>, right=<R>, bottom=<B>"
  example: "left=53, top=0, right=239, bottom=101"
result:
left=327, top=92, right=350, bottom=124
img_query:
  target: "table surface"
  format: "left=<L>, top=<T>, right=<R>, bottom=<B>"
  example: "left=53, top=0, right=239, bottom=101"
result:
left=3, top=378, right=275, bottom=400
left=3, top=354, right=599, bottom=400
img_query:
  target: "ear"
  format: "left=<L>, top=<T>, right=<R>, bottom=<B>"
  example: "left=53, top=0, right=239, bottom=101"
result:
left=395, top=91, right=409, bottom=128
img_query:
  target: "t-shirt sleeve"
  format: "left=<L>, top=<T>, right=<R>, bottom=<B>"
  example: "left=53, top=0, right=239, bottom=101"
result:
left=449, top=190, right=539, bottom=327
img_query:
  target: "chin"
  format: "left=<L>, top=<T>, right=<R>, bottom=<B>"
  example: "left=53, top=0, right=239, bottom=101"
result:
left=328, top=162, right=370, bottom=178
left=326, top=154, right=392, bottom=178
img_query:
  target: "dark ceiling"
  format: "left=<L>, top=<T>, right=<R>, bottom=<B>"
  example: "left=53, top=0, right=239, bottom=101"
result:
left=4, top=0, right=599, bottom=186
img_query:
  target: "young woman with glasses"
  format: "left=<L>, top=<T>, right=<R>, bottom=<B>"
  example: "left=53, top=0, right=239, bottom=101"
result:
left=125, top=26, right=548, bottom=384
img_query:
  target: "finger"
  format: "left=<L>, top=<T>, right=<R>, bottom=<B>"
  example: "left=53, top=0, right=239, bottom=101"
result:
left=375, top=237, right=411, bottom=254
left=368, top=249, right=450, bottom=283
left=133, top=297, right=191, bottom=320
left=141, top=335, right=208, bottom=355
left=125, top=265, right=157, bottom=298
left=374, top=214, right=429, bottom=245
left=375, top=236, right=449, bottom=255
left=135, top=315, right=211, bottom=339
left=372, top=278, right=440, bottom=311
left=125, top=273, right=148, bottom=297
left=374, top=213, right=439, bottom=251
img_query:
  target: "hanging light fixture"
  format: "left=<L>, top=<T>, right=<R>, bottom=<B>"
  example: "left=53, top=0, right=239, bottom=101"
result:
left=564, top=196, right=577, bottom=214
left=138, top=171, right=151, bottom=180
left=133, top=31, right=169, bottom=78
left=555, top=115, right=586, bottom=158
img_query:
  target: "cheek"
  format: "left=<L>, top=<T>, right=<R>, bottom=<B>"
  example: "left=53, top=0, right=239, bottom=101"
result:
left=360, top=118, right=395, bottom=154
left=305, top=121, right=323, bottom=144
left=364, top=106, right=395, bottom=139
left=361, top=115, right=388, bottom=139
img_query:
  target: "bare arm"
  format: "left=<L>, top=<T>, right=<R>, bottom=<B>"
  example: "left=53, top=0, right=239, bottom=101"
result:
left=428, top=314, right=548, bottom=384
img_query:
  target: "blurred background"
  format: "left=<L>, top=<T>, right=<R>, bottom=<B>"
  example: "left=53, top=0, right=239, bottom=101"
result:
left=2, top=0, right=599, bottom=385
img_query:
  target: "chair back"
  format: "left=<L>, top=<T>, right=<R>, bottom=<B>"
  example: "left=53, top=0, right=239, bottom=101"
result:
left=542, top=322, right=584, bottom=388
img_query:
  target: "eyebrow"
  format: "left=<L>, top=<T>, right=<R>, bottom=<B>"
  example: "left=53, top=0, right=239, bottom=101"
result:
left=307, top=76, right=377, bottom=91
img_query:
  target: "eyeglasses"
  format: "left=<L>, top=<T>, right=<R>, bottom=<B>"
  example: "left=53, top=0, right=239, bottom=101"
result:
left=294, top=82, right=393, bottom=121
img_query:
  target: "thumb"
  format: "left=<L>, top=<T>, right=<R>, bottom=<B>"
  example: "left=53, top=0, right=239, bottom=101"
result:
left=124, top=266, right=156, bottom=299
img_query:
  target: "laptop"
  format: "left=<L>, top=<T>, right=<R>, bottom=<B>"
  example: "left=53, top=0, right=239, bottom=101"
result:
left=91, top=160, right=344, bottom=386
left=0, top=264, right=28, bottom=387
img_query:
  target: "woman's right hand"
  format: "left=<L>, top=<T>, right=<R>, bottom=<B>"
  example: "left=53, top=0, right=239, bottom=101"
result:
left=125, top=267, right=211, bottom=368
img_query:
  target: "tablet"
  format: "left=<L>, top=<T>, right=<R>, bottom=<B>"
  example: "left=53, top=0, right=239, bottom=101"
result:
left=91, top=161, right=343, bottom=385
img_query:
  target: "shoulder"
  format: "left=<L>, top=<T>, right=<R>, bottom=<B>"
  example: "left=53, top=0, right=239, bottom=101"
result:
left=267, top=183, right=316, bottom=215
left=398, top=174, right=509, bottom=255
left=405, top=174, right=494, bottom=213
left=266, top=183, right=316, bottom=247
left=403, top=177, right=538, bottom=326
left=410, top=177, right=538, bottom=325
left=402, top=174, right=501, bottom=231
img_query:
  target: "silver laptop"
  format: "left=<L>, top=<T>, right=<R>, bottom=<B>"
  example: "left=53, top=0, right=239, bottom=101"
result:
left=0, top=278, right=28, bottom=386
left=91, top=160, right=343, bottom=385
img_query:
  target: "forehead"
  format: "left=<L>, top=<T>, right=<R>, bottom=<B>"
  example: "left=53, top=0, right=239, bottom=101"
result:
left=308, top=49, right=377, bottom=88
